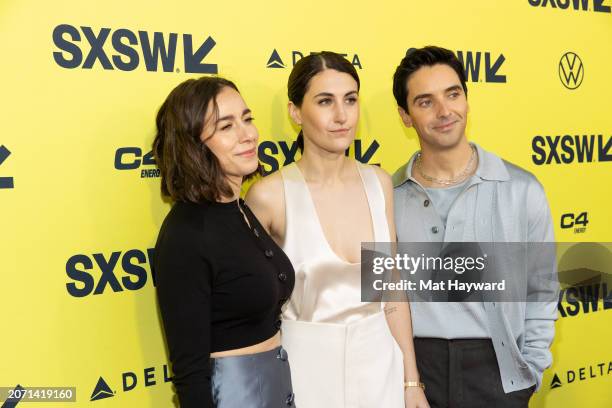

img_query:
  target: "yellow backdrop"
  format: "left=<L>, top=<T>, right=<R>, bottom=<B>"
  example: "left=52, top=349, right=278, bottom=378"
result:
left=1, top=0, right=610, bottom=406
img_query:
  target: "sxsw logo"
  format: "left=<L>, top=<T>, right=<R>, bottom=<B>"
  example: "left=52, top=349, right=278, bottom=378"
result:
left=559, top=52, right=584, bottom=90
left=266, top=49, right=363, bottom=69
left=549, top=361, right=612, bottom=390
left=528, top=0, right=611, bottom=13
left=258, top=139, right=379, bottom=176
left=557, top=282, right=611, bottom=317
left=531, top=134, right=612, bottom=164
left=0, top=145, right=14, bottom=189
left=91, top=364, right=171, bottom=402
left=405, top=48, right=506, bottom=83
left=52, top=24, right=217, bottom=73
left=65, top=248, right=156, bottom=297
left=114, top=147, right=160, bottom=178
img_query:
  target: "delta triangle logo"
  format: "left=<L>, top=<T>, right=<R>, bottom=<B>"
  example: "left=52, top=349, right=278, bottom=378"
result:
left=550, top=373, right=562, bottom=389
left=90, top=376, right=115, bottom=401
left=266, top=49, right=285, bottom=68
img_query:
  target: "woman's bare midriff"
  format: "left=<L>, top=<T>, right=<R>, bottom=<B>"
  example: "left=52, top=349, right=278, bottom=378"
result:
left=210, top=332, right=281, bottom=358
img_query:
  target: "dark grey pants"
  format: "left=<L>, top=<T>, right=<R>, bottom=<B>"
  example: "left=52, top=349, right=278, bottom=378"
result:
left=211, top=346, right=295, bottom=407
left=414, top=338, right=536, bottom=408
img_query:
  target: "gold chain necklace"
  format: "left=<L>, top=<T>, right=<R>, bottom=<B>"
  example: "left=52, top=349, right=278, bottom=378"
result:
left=415, top=145, right=477, bottom=186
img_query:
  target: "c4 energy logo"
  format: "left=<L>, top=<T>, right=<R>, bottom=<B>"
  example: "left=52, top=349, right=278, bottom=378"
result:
left=114, top=147, right=159, bottom=178
left=531, top=134, right=611, bottom=164
left=559, top=52, right=584, bottom=90
left=0, top=145, right=14, bottom=189
left=266, top=49, right=363, bottom=69
left=91, top=364, right=171, bottom=402
left=528, top=0, right=611, bottom=13
left=52, top=24, right=217, bottom=73
left=65, top=248, right=155, bottom=297
left=90, top=377, right=115, bottom=401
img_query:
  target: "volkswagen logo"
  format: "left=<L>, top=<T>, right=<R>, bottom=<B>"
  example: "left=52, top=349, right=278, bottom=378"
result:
left=559, top=52, right=584, bottom=90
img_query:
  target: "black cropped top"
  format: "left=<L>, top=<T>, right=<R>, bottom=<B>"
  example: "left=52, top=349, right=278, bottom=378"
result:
left=154, top=199, right=295, bottom=407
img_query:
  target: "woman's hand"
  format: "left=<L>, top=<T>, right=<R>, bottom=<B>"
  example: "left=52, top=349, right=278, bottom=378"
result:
left=404, top=386, right=430, bottom=408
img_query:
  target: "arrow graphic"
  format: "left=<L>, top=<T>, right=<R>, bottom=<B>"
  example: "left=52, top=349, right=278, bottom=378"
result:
left=0, top=145, right=14, bottom=189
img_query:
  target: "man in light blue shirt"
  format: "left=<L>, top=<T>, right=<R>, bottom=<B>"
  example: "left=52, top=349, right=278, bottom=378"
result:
left=391, top=46, right=558, bottom=408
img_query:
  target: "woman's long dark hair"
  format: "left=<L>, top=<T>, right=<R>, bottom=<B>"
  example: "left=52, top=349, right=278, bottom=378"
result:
left=287, top=52, right=361, bottom=152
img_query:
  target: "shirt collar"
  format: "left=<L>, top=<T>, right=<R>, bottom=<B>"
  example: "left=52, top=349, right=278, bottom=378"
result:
left=392, top=142, right=510, bottom=188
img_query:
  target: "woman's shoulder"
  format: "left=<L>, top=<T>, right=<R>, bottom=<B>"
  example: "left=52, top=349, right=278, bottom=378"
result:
left=356, top=161, right=392, bottom=188
left=246, top=170, right=285, bottom=207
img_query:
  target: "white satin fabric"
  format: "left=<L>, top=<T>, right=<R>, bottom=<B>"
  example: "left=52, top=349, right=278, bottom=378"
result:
left=280, top=162, right=404, bottom=408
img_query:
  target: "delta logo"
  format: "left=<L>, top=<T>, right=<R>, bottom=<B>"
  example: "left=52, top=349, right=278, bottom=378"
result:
left=90, top=364, right=172, bottom=402
left=549, top=361, right=612, bottom=389
left=266, top=48, right=363, bottom=69
left=52, top=24, right=218, bottom=73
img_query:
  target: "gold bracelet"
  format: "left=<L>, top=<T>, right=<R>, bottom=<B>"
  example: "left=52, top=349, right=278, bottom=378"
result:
left=404, top=381, right=425, bottom=390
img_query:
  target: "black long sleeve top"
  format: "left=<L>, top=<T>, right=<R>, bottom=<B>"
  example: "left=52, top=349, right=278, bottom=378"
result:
left=154, top=199, right=295, bottom=408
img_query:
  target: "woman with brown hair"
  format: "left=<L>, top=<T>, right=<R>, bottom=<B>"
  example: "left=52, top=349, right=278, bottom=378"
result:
left=246, top=52, right=429, bottom=408
left=153, top=76, right=296, bottom=407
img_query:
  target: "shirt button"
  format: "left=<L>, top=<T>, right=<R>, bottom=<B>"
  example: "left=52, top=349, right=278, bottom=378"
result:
left=424, top=199, right=430, bottom=207
left=275, top=319, right=282, bottom=329
left=431, top=226, right=439, bottom=234
left=265, top=249, right=274, bottom=258
left=286, top=392, right=295, bottom=405
left=278, top=273, right=287, bottom=282
left=253, top=228, right=260, bottom=238
left=501, top=341, right=505, bottom=346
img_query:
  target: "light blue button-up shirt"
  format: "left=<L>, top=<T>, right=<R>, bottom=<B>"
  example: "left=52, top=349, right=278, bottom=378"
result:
left=392, top=143, right=558, bottom=393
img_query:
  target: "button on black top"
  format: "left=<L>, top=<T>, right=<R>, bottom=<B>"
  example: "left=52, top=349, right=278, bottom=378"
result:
left=278, top=273, right=287, bottom=282
left=253, top=228, right=260, bottom=238
left=431, top=226, right=439, bottom=234
left=424, top=199, right=430, bottom=207
left=265, top=249, right=274, bottom=258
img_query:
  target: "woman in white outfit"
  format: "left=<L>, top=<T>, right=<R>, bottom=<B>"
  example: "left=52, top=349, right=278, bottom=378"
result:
left=247, top=52, right=429, bottom=408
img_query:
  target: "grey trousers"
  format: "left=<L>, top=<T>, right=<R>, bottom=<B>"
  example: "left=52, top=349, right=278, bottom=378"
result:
left=211, top=346, right=296, bottom=407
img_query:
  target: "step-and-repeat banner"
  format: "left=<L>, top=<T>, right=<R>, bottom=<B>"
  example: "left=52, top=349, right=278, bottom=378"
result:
left=1, top=1, right=610, bottom=407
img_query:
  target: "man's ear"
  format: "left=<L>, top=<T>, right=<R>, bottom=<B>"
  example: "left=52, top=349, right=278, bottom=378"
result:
left=398, top=106, right=413, bottom=128
left=288, top=101, right=302, bottom=126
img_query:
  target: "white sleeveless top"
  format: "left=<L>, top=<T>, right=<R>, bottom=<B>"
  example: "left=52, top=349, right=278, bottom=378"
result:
left=280, top=162, right=390, bottom=325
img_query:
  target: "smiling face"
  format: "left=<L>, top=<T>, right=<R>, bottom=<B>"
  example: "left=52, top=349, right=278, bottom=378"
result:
left=399, top=63, right=469, bottom=150
left=201, top=86, right=259, bottom=184
left=289, top=68, right=359, bottom=154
